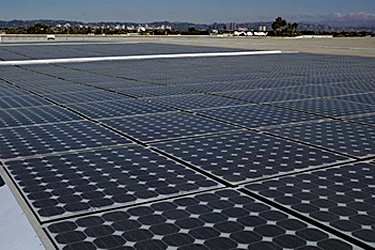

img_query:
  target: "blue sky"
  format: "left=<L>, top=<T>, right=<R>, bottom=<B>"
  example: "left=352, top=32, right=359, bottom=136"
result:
left=1, top=0, right=375, bottom=23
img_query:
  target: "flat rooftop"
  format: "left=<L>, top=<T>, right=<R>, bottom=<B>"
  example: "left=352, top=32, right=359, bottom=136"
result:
left=0, top=42, right=374, bottom=250
left=1, top=35, right=375, bottom=57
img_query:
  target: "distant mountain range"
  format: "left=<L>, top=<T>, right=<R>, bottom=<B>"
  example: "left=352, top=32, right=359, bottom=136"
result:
left=0, top=19, right=374, bottom=32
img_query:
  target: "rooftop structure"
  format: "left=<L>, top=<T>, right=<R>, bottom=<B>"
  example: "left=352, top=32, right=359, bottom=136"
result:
left=0, top=41, right=374, bottom=250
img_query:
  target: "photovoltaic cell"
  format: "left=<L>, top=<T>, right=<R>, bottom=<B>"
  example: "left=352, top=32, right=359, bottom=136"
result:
left=266, top=120, right=375, bottom=158
left=196, top=104, right=321, bottom=128
left=332, top=81, right=375, bottom=92
left=245, top=162, right=375, bottom=248
left=1, top=45, right=375, bottom=250
left=274, top=98, right=375, bottom=117
left=44, top=91, right=129, bottom=104
left=147, top=94, right=247, bottom=110
left=218, top=89, right=309, bottom=103
left=67, top=99, right=174, bottom=119
left=102, top=112, right=239, bottom=142
left=335, top=92, right=375, bottom=105
left=154, top=131, right=349, bottom=184
left=280, top=85, right=367, bottom=97
left=46, top=189, right=357, bottom=250
left=4, top=145, right=220, bottom=219
left=181, top=82, right=260, bottom=93
left=0, top=121, right=132, bottom=160
left=0, top=85, right=29, bottom=97
left=348, top=114, right=375, bottom=126
left=115, top=86, right=196, bottom=97
left=0, top=106, right=82, bottom=128
left=0, top=95, right=51, bottom=110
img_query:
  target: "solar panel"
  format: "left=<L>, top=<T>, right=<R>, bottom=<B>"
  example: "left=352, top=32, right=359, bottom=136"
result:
left=336, top=92, right=375, bottom=105
left=280, top=85, right=367, bottom=97
left=218, top=89, right=309, bottom=103
left=0, top=121, right=132, bottom=160
left=2, top=43, right=243, bottom=60
left=1, top=44, right=375, bottom=250
left=4, top=145, right=220, bottom=220
left=147, top=94, right=247, bottom=110
left=0, top=84, right=29, bottom=97
left=114, top=86, right=196, bottom=98
left=102, top=112, right=239, bottom=142
left=332, top=81, right=375, bottom=92
left=274, top=98, right=375, bottom=117
left=196, top=104, right=321, bottom=128
left=0, top=106, right=82, bottom=128
left=348, top=114, right=375, bottom=126
left=266, top=120, right=375, bottom=158
left=30, top=84, right=95, bottom=95
left=92, top=81, right=157, bottom=90
left=67, top=99, right=174, bottom=119
left=44, top=90, right=129, bottom=104
left=245, top=162, right=375, bottom=248
left=154, top=131, right=349, bottom=184
left=0, top=95, right=51, bottom=109
left=181, top=82, right=261, bottom=93
left=46, top=189, right=357, bottom=250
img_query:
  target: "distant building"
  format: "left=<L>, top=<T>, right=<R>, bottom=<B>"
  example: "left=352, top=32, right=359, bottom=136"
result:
left=225, top=22, right=237, bottom=31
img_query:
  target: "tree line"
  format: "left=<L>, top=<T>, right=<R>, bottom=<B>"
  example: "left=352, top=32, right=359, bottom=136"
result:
left=271, top=17, right=299, bottom=36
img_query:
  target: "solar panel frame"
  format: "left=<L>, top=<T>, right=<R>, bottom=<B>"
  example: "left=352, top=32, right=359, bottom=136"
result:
left=195, top=104, right=323, bottom=129
left=4, top=145, right=222, bottom=221
left=1, top=44, right=375, bottom=250
left=0, top=105, right=83, bottom=128
left=66, top=99, right=174, bottom=120
left=244, top=162, right=375, bottom=248
left=146, top=94, right=248, bottom=110
left=0, top=120, right=133, bottom=160
left=153, top=131, right=350, bottom=185
left=101, top=112, right=241, bottom=143
left=265, top=120, right=375, bottom=158
left=45, top=188, right=359, bottom=250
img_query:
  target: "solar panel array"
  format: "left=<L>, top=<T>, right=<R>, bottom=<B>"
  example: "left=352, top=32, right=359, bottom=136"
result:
left=0, top=43, right=375, bottom=250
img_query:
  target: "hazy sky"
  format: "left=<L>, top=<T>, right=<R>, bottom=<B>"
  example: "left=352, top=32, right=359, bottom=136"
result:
left=1, top=0, right=375, bottom=23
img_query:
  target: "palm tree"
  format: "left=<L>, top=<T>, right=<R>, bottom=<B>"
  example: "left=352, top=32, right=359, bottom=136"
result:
left=294, top=23, right=299, bottom=33
left=271, top=17, right=287, bottom=36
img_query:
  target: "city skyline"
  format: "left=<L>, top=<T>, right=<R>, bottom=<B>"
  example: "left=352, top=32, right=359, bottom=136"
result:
left=1, top=0, right=375, bottom=25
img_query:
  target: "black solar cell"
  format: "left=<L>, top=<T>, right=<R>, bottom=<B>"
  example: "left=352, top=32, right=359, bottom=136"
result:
left=1, top=44, right=375, bottom=249
left=0, top=106, right=82, bottom=128
left=115, top=86, right=196, bottom=97
left=349, top=114, right=375, bottom=126
left=5, top=146, right=220, bottom=219
left=102, top=112, right=239, bottom=142
left=218, top=89, right=309, bottom=103
left=245, top=162, right=375, bottom=248
left=0, top=121, right=132, bottom=159
left=67, top=99, right=173, bottom=119
left=44, top=91, right=129, bottom=104
left=196, top=104, right=321, bottom=128
left=154, top=131, right=349, bottom=184
left=0, top=95, right=51, bottom=109
left=274, top=98, right=375, bottom=117
left=147, top=94, right=247, bottom=110
left=336, top=92, right=375, bottom=105
left=46, top=189, right=357, bottom=250
left=266, top=120, right=375, bottom=158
